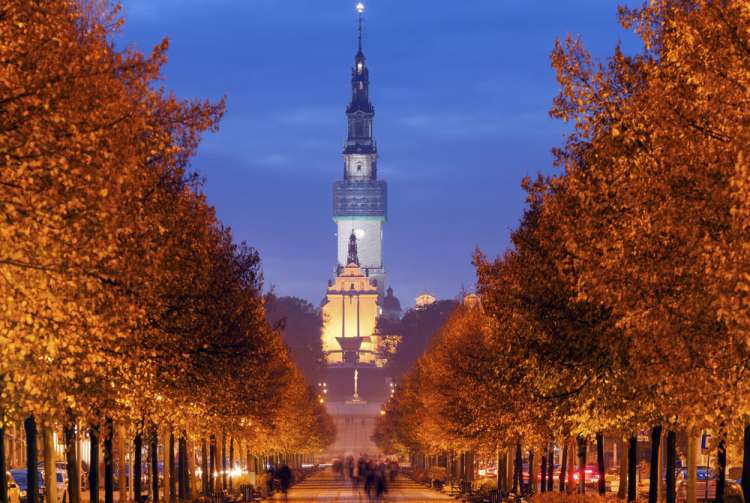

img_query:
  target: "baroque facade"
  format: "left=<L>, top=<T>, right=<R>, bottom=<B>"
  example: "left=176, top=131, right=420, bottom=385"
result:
left=321, top=233, right=384, bottom=367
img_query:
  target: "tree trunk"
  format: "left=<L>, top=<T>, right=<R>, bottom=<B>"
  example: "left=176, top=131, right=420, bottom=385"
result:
left=167, top=432, right=174, bottom=503
left=134, top=431, right=142, bottom=503
left=177, top=437, right=186, bottom=500
left=648, top=425, right=662, bottom=503
left=567, top=438, right=575, bottom=493
left=90, top=426, right=100, bottom=503
left=541, top=450, right=547, bottom=493
left=43, top=427, right=56, bottom=503
left=743, top=426, right=750, bottom=503
left=25, top=417, right=39, bottom=503
left=104, top=420, right=114, bottom=503
left=184, top=434, right=193, bottom=500
left=209, top=435, right=216, bottom=496
left=666, top=430, right=676, bottom=503
left=221, top=433, right=227, bottom=492
left=618, top=438, right=628, bottom=500
left=117, top=426, right=126, bottom=503
left=229, top=436, right=234, bottom=494
left=688, top=433, right=698, bottom=503
left=628, top=436, right=637, bottom=502
left=497, top=448, right=504, bottom=493
left=201, top=439, right=209, bottom=497
left=547, top=444, right=554, bottom=492
left=529, top=450, right=535, bottom=495
left=149, top=428, right=158, bottom=503
left=560, top=438, right=568, bottom=493
left=179, top=432, right=190, bottom=499
left=0, top=426, right=7, bottom=503
left=717, top=434, right=727, bottom=503
left=597, top=432, right=606, bottom=495
left=513, top=440, right=522, bottom=494
left=577, top=436, right=587, bottom=494
left=64, top=421, right=79, bottom=503
left=0, top=425, right=8, bottom=503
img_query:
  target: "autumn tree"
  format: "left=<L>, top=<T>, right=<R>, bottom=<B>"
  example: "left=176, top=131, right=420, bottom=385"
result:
left=265, top=295, right=325, bottom=385
left=542, top=1, right=750, bottom=501
left=0, top=3, right=333, bottom=502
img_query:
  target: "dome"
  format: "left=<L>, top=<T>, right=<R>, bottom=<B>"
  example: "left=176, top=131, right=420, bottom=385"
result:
left=381, top=287, right=402, bottom=320
left=383, top=287, right=401, bottom=311
left=415, top=292, right=437, bottom=310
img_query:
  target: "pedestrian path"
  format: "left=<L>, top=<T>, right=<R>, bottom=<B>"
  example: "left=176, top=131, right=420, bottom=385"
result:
left=277, top=469, right=454, bottom=502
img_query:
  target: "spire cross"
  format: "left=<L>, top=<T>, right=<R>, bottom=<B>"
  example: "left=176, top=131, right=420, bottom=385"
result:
left=356, top=2, right=365, bottom=52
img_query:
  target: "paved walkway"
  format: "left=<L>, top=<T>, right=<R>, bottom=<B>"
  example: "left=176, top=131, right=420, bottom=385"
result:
left=277, top=470, right=454, bottom=502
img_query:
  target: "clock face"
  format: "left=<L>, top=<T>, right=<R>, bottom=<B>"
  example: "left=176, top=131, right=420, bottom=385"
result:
left=354, top=228, right=366, bottom=239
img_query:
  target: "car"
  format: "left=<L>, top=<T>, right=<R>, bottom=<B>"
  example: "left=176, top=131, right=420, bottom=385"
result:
left=676, top=467, right=744, bottom=503
left=6, top=472, right=21, bottom=503
left=40, top=470, right=68, bottom=503
left=478, top=466, right=497, bottom=478
left=605, top=467, right=621, bottom=493
left=10, top=468, right=67, bottom=503
left=9, top=469, right=44, bottom=503
left=573, top=465, right=603, bottom=488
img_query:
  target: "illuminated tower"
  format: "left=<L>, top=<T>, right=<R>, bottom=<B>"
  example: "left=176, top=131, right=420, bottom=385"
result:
left=333, top=1, right=387, bottom=298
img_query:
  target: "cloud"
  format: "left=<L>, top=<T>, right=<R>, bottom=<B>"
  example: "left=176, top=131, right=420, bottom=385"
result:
left=275, top=106, right=342, bottom=127
left=396, top=109, right=557, bottom=140
left=259, top=153, right=291, bottom=165
left=399, top=113, right=500, bottom=138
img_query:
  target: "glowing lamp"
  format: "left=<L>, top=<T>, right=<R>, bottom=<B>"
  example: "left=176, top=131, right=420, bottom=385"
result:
left=356, top=2, right=365, bottom=14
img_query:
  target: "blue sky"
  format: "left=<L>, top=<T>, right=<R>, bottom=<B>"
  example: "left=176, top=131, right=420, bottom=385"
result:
left=119, top=0, right=640, bottom=308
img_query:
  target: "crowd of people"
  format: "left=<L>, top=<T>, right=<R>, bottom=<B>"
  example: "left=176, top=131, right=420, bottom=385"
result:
left=332, top=456, right=399, bottom=501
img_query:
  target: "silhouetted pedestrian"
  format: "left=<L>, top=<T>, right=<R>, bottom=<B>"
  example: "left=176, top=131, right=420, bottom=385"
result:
left=365, top=460, right=376, bottom=500
left=277, top=464, right=292, bottom=502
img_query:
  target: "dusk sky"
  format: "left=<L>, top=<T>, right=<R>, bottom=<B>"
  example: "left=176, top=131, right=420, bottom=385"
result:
left=119, top=1, right=640, bottom=308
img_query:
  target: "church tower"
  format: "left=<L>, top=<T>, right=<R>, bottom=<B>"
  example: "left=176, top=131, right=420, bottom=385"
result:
left=320, top=4, right=395, bottom=458
left=333, top=1, right=387, bottom=298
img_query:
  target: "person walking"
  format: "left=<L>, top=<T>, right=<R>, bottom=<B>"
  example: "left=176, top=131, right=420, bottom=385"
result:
left=276, top=464, right=292, bottom=503
left=346, top=456, right=355, bottom=481
left=364, top=460, right=375, bottom=501
left=375, top=465, right=388, bottom=503
left=388, top=460, right=398, bottom=482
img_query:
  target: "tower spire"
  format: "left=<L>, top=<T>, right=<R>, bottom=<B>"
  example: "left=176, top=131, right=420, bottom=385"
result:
left=356, top=2, right=365, bottom=53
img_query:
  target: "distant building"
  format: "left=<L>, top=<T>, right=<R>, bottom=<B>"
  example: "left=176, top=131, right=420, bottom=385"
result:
left=381, top=286, right=402, bottom=321
left=463, top=292, right=481, bottom=309
left=415, top=292, right=437, bottom=310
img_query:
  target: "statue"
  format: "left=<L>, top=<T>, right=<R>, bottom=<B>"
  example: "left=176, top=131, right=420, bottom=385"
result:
left=353, top=369, right=359, bottom=399
left=347, top=231, right=360, bottom=266
left=346, top=368, right=366, bottom=405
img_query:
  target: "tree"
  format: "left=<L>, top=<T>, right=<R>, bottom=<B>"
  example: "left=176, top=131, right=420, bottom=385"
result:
left=265, top=295, right=325, bottom=384
left=384, top=300, right=458, bottom=378
left=544, top=1, right=750, bottom=500
left=0, top=3, right=333, bottom=498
